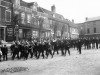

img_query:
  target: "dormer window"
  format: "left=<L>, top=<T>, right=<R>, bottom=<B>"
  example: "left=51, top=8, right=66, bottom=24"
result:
left=33, top=6, right=37, bottom=11
left=32, top=2, right=38, bottom=11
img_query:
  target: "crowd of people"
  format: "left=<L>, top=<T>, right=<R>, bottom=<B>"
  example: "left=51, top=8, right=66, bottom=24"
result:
left=0, top=37, right=100, bottom=62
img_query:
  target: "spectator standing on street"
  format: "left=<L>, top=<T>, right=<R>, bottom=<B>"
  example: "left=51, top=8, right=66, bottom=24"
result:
left=1, top=45, right=8, bottom=61
left=95, top=38, right=99, bottom=49
left=77, top=39, right=82, bottom=54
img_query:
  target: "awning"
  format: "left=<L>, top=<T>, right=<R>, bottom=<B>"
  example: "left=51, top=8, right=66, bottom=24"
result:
left=0, top=24, right=6, bottom=27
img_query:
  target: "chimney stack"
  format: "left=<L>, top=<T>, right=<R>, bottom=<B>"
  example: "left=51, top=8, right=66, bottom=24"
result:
left=72, top=19, right=74, bottom=23
left=51, top=5, right=56, bottom=13
left=85, top=17, right=88, bottom=21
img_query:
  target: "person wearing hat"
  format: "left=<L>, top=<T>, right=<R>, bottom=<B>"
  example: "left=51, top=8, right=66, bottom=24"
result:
left=77, top=39, right=82, bottom=54
left=1, top=45, right=8, bottom=61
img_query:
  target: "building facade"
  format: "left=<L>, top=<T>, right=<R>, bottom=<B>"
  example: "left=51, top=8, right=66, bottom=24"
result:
left=0, top=0, right=12, bottom=41
left=0, top=0, right=79, bottom=42
left=76, top=17, right=100, bottom=38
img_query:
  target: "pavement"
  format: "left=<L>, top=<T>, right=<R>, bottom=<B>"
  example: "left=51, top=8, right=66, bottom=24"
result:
left=0, top=49, right=100, bottom=75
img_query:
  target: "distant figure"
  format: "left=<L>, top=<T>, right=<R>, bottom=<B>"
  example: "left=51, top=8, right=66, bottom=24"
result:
left=77, top=40, right=82, bottom=54
left=95, top=38, right=99, bottom=49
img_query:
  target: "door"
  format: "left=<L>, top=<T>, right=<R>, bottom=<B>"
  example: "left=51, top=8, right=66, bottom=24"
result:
left=0, top=27, right=4, bottom=40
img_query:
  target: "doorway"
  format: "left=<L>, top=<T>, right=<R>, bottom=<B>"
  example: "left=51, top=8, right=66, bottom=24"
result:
left=0, top=27, right=4, bottom=40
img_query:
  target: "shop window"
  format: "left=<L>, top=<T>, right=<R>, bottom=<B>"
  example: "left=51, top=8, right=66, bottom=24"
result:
left=32, top=31, right=38, bottom=38
left=5, top=10, right=11, bottom=22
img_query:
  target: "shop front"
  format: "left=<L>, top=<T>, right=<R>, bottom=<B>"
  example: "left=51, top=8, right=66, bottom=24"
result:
left=6, top=26, right=14, bottom=42
left=18, top=26, right=40, bottom=41
left=18, top=28, right=32, bottom=41
left=39, top=29, right=51, bottom=40
left=70, top=27, right=79, bottom=39
left=0, top=25, right=6, bottom=41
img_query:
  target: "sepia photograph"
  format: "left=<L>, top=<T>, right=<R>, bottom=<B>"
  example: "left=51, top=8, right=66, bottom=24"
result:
left=0, top=0, right=100, bottom=75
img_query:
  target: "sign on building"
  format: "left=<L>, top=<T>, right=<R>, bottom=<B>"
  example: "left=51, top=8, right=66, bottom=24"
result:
left=6, top=27, right=14, bottom=41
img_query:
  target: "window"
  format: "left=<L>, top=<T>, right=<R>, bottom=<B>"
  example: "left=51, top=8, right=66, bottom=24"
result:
left=93, top=21, right=96, bottom=25
left=87, top=28, right=90, bottom=34
left=94, top=27, right=96, bottom=33
left=32, top=31, right=38, bottom=38
left=27, top=14, right=31, bottom=23
left=21, top=12, right=25, bottom=24
left=19, top=6, right=25, bottom=11
left=5, top=10, right=11, bottom=22
left=32, top=2, right=38, bottom=11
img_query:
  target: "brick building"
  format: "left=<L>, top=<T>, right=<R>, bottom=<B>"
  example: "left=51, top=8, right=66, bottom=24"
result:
left=76, top=16, right=100, bottom=38
left=0, top=0, right=79, bottom=42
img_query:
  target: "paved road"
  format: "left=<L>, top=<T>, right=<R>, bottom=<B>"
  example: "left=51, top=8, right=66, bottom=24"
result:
left=0, top=49, right=100, bottom=75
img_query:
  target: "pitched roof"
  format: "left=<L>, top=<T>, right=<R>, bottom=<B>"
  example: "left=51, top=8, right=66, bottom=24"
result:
left=41, top=7, right=53, bottom=17
left=66, top=19, right=77, bottom=28
left=20, top=1, right=76, bottom=28
left=54, top=13, right=64, bottom=20
left=86, top=16, right=100, bottom=22
left=40, top=7, right=65, bottom=21
left=37, top=7, right=45, bottom=13
left=20, top=0, right=28, bottom=7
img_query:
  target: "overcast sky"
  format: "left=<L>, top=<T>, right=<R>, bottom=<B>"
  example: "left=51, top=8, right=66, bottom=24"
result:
left=23, top=0, right=100, bottom=23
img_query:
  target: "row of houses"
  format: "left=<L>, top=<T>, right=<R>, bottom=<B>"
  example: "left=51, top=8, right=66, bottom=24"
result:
left=0, top=0, right=79, bottom=42
left=76, top=16, right=100, bottom=38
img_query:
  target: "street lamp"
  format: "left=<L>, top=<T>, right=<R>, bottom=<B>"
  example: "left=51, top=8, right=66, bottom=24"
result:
left=15, top=24, right=19, bottom=41
left=14, top=10, right=19, bottom=41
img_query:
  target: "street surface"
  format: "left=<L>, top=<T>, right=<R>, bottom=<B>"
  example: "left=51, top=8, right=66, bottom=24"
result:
left=0, top=49, right=100, bottom=75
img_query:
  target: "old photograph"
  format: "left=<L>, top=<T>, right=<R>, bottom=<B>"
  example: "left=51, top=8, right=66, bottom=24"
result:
left=0, top=0, right=100, bottom=75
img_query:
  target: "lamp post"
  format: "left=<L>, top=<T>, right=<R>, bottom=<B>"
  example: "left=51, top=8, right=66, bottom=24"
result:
left=14, top=10, right=19, bottom=41
left=15, top=24, right=19, bottom=41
